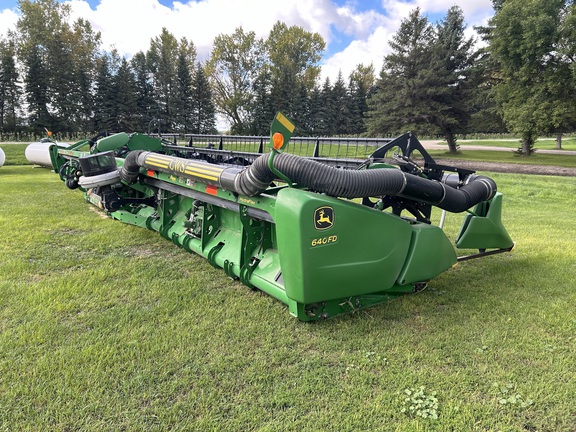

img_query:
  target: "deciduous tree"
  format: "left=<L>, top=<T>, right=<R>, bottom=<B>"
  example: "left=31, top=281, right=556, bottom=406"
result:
left=266, top=21, right=325, bottom=124
left=488, top=0, right=574, bottom=155
left=206, top=27, right=264, bottom=134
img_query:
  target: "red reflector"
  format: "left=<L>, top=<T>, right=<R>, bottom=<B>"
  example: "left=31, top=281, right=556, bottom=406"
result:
left=146, top=169, right=155, bottom=177
left=206, top=185, right=218, bottom=195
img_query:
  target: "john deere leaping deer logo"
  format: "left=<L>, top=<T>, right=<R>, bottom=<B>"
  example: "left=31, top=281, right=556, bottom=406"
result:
left=314, top=206, right=334, bottom=230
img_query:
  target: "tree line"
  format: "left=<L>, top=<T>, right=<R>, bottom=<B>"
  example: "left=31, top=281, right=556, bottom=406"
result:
left=1, top=0, right=575, bottom=155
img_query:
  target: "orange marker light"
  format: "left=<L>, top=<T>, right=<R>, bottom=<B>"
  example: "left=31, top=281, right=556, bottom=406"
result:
left=272, top=132, right=284, bottom=150
left=206, top=185, right=218, bottom=195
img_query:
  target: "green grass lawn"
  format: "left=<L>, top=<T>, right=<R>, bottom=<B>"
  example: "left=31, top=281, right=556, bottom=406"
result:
left=1, top=154, right=576, bottom=430
left=0, top=143, right=29, bottom=165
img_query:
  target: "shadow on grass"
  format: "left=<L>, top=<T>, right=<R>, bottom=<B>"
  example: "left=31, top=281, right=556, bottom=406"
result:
left=302, top=250, right=550, bottom=329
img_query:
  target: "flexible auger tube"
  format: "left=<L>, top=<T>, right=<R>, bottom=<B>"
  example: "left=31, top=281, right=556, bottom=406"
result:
left=441, top=175, right=497, bottom=213
left=120, top=151, right=497, bottom=213
left=119, top=150, right=143, bottom=183
left=228, top=153, right=497, bottom=213
left=229, top=153, right=407, bottom=198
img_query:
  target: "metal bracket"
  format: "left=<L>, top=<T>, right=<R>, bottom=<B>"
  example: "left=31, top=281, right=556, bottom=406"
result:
left=207, top=242, right=224, bottom=268
left=457, top=245, right=515, bottom=262
left=238, top=204, right=265, bottom=287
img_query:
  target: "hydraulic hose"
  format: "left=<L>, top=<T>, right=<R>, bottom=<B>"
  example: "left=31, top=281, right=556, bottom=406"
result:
left=226, top=153, right=497, bottom=213
left=120, top=151, right=497, bottom=213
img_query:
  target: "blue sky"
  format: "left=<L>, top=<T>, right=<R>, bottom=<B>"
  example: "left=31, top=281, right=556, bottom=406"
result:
left=0, top=0, right=495, bottom=80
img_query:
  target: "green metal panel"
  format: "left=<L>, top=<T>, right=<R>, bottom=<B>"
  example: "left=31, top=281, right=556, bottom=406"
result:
left=396, top=224, right=457, bottom=286
left=269, top=112, right=295, bottom=150
left=274, top=187, right=413, bottom=303
left=125, top=134, right=164, bottom=152
left=95, top=132, right=164, bottom=153
left=96, top=133, right=130, bottom=152
left=111, top=205, right=157, bottom=229
left=455, top=193, right=514, bottom=250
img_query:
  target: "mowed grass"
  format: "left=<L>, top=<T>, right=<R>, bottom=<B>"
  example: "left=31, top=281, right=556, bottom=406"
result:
left=1, top=162, right=576, bottom=430
left=0, top=144, right=29, bottom=166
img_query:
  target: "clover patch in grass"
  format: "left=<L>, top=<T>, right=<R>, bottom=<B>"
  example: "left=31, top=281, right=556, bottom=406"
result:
left=400, top=386, right=439, bottom=420
left=492, top=382, right=534, bottom=408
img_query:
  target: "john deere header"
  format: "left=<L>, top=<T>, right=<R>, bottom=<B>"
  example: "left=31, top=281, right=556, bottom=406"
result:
left=46, top=113, right=513, bottom=320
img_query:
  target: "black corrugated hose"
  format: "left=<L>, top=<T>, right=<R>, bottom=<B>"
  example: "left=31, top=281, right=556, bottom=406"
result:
left=231, top=153, right=497, bottom=213
left=119, top=150, right=143, bottom=183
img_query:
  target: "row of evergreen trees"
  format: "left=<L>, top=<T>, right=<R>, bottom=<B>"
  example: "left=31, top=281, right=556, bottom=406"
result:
left=1, top=0, right=576, bottom=155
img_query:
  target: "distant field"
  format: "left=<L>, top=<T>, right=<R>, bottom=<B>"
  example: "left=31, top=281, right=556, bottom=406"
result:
left=1, top=163, right=575, bottom=430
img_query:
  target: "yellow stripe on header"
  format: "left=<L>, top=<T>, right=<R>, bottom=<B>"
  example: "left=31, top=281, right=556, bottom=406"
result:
left=145, top=156, right=171, bottom=166
left=146, top=161, right=169, bottom=169
left=276, top=112, right=295, bottom=133
left=184, top=170, right=219, bottom=182
left=185, top=162, right=225, bottom=174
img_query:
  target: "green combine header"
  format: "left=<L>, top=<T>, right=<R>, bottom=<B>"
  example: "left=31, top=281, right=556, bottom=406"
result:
left=46, top=113, right=514, bottom=320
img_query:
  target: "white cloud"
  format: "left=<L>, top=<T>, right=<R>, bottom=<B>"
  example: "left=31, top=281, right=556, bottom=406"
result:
left=382, top=0, right=493, bottom=23
left=67, top=0, right=178, bottom=56
left=320, top=25, right=393, bottom=82
left=320, top=0, right=494, bottom=82
left=0, top=8, right=18, bottom=39
left=2, top=0, right=494, bottom=84
left=332, top=5, right=388, bottom=39
left=64, top=0, right=353, bottom=61
left=62, top=0, right=400, bottom=65
left=418, top=0, right=493, bottom=23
